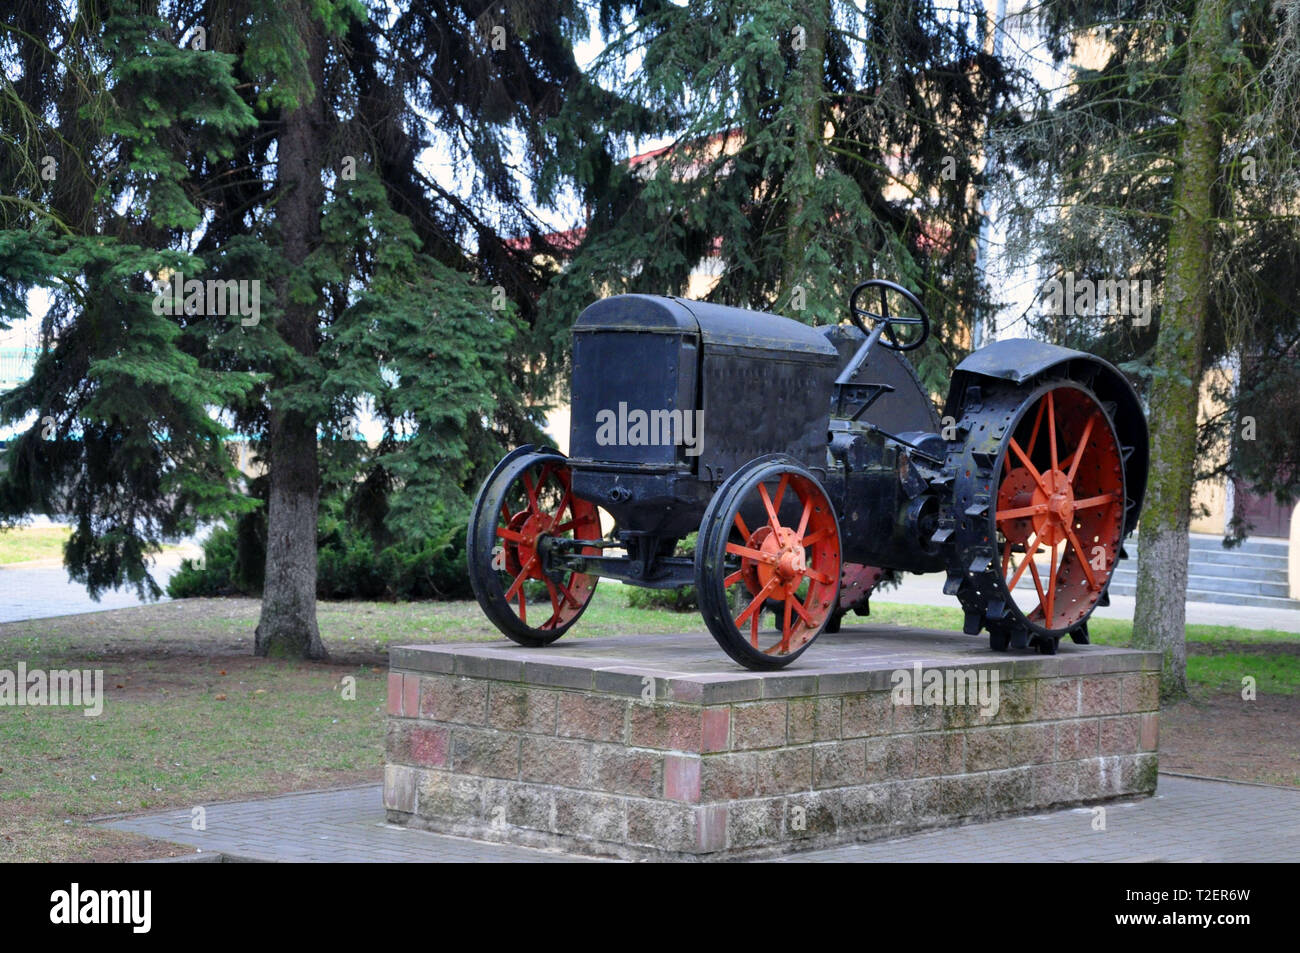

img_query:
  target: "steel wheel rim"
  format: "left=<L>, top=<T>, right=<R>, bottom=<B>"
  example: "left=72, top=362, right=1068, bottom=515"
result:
left=716, top=470, right=841, bottom=657
left=488, top=457, right=600, bottom=631
left=992, top=385, right=1125, bottom=633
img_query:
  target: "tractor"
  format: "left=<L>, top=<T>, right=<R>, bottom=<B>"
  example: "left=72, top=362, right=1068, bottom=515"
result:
left=467, top=282, right=1148, bottom=670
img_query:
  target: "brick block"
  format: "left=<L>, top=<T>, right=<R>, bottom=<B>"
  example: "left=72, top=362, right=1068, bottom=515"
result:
left=1055, top=719, right=1099, bottom=761
left=1005, top=722, right=1054, bottom=765
left=417, top=770, right=482, bottom=818
left=519, top=736, right=591, bottom=787
left=991, top=678, right=1035, bottom=724
left=789, top=696, right=842, bottom=743
left=813, top=740, right=866, bottom=789
left=964, top=727, right=1008, bottom=772
left=842, top=692, right=893, bottom=737
left=626, top=799, right=694, bottom=851
left=386, top=672, right=403, bottom=716
left=1139, top=712, right=1159, bottom=752
left=488, top=685, right=558, bottom=734
left=627, top=703, right=703, bottom=751
left=1030, top=760, right=1079, bottom=806
left=732, top=701, right=788, bottom=749
left=1121, top=673, right=1160, bottom=713
left=702, top=707, right=730, bottom=752
left=557, top=692, right=627, bottom=742
left=1098, top=715, right=1140, bottom=756
left=481, top=780, right=553, bottom=833
left=409, top=725, right=450, bottom=768
left=664, top=754, right=701, bottom=803
left=590, top=745, right=661, bottom=798
left=727, top=798, right=785, bottom=849
left=383, top=764, right=418, bottom=813
left=554, top=789, right=625, bottom=842
left=700, top=748, right=812, bottom=800
left=451, top=727, right=520, bottom=779
left=915, top=732, right=964, bottom=777
left=1080, top=675, right=1122, bottom=716
left=419, top=675, right=489, bottom=725
left=1036, top=677, right=1080, bottom=719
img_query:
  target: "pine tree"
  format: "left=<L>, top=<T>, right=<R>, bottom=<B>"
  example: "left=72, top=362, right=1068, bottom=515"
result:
left=0, top=1, right=608, bottom=656
left=541, top=0, right=1025, bottom=392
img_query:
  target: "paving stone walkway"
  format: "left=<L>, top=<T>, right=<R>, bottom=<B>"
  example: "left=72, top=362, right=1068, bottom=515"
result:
left=99, top=774, right=1298, bottom=862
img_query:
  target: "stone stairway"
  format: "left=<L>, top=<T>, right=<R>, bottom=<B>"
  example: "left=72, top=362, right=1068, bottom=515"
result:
left=1106, top=533, right=1298, bottom=610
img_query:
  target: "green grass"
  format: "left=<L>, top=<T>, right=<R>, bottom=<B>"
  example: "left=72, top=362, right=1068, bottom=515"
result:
left=0, top=525, right=69, bottom=564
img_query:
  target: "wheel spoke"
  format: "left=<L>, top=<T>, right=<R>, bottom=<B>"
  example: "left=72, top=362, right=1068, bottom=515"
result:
left=1048, top=389, right=1059, bottom=472
left=734, top=512, right=751, bottom=540
left=1066, top=413, right=1097, bottom=483
left=795, top=497, right=812, bottom=539
left=802, top=528, right=829, bottom=546
left=553, top=576, right=582, bottom=608
left=771, top=473, right=789, bottom=514
left=1026, top=548, right=1048, bottom=607
left=521, top=470, right=538, bottom=510
left=723, top=569, right=745, bottom=587
left=503, top=555, right=537, bottom=602
left=517, top=589, right=527, bottom=624
left=1025, top=394, right=1048, bottom=459
left=1072, top=491, right=1121, bottom=510
left=804, top=568, right=835, bottom=585
left=780, top=599, right=794, bottom=652
left=996, top=501, right=1048, bottom=522
left=726, top=542, right=774, bottom=564
left=1006, top=534, right=1039, bottom=591
left=735, top=577, right=779, bottom=627
left=1065, top=524, right=1100, bottom=590
left=789, top=594, right=815, bottom=626
left=759, top=480, right=785, bottom=536
left=1008, top=437, right=1050, bottom=494
left=1002, top=539, right=1012, bottom=578
left=496, top=527, right=527, bottom=544
left=1045, top=544, right=1059, bottom=626
left=542, top=577, right=563, bottom=628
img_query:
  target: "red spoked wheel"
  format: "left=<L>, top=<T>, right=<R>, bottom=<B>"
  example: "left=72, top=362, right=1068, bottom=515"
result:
left=696, top=457, right=841, bottom=669
left=467, top=450, right=602, bottom=646
left=992, top=383, right=1125, bottom=652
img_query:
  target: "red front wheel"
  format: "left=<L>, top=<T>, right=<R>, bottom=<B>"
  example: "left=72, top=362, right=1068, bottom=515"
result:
left=696, top=457, right=842, bottom=669
left=467, top=450, right=601, bottom=646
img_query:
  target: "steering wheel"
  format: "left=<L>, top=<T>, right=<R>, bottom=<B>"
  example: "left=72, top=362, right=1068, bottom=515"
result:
left=848, top=279, right=930, bottom=352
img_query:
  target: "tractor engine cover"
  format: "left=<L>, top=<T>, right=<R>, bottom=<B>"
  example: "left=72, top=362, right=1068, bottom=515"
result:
left=568, top=294, right=839, bottom=534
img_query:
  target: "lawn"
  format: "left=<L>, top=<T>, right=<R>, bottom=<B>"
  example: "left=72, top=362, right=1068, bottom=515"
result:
left=0, top=525, right=70, bottom=564
left=0, top=586, right=1295, bottom=861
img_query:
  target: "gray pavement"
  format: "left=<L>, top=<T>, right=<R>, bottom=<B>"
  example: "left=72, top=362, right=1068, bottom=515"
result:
left=0, top=550, right=193, bottom=624
left=876, top=572, right=1300, bottom=633
left=99, top=774, right=1299, bottom=862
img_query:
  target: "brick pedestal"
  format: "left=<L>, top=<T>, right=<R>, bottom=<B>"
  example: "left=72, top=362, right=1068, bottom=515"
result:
left=384, top=629, right=1159, bottom=859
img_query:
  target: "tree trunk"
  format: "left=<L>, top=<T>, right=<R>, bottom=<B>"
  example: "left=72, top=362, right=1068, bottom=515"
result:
left=1132, top=0, right=1228, bottom=697
left=255, top=7, right=328, bottom=660
left=780, top=3, right=829, bottom=307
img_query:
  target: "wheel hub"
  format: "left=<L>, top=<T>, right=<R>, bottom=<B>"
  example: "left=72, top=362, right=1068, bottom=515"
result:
left=757, top=527, right=807, bottom=594
left=1033, top=470, right=1075, bottom=545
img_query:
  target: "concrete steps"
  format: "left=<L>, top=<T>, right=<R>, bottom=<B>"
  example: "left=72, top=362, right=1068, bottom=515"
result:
left=1105, top=534, right=1299, bottom=610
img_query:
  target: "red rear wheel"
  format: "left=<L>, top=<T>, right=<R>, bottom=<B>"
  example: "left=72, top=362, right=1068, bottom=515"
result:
left=993, top=384, right=1125, bottom=638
